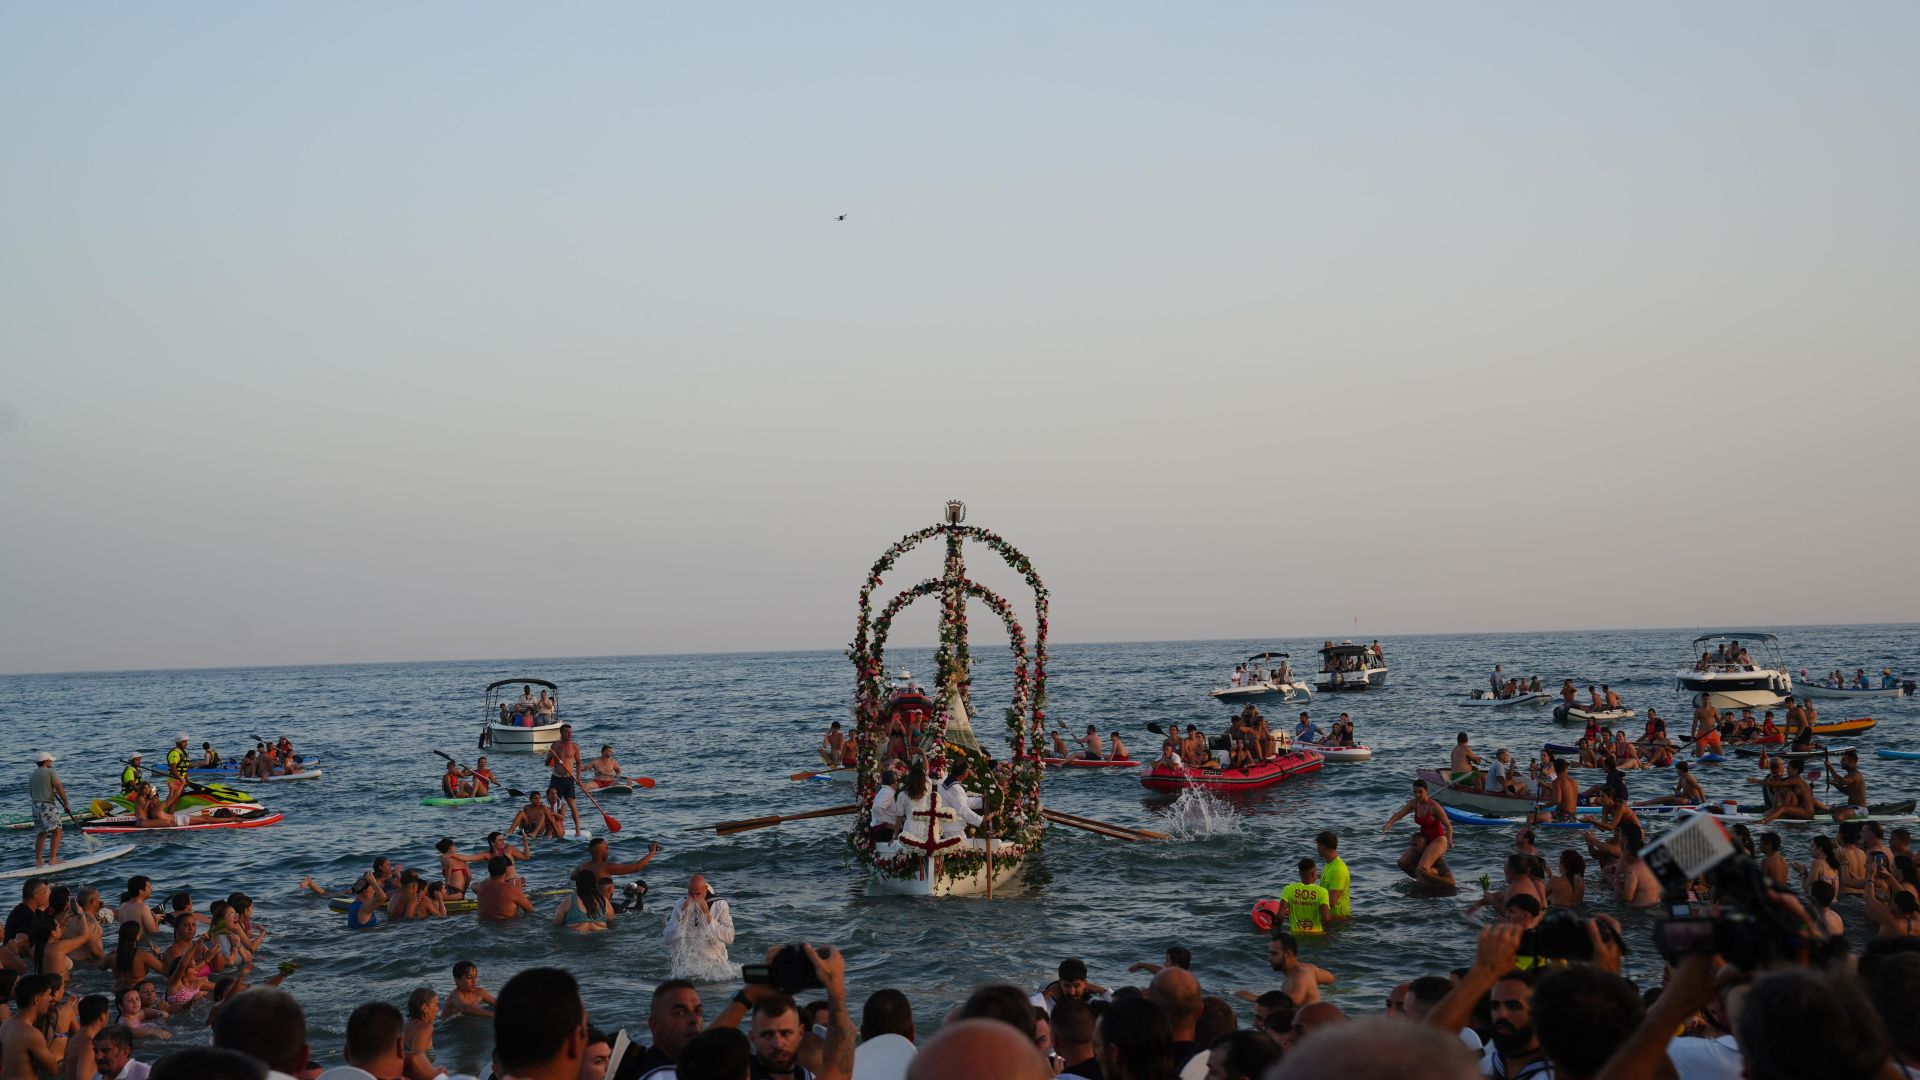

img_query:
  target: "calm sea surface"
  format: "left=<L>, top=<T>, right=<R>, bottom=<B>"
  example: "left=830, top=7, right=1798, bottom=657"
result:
left=6, top=625, right=1917, bottom=1072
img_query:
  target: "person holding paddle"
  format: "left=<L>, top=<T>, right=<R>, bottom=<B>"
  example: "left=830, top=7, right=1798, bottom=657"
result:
left=546, top=724, right=584, bottom=837
left=27, top=752, right=74, bottom=867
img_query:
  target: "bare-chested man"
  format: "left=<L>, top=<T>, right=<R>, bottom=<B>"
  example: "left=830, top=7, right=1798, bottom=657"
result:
left=1, top=974, right=73, bottom=1078
left=510, top=792, right=563, bottom=839
left=544, top=724, right=583, bottom=836
left=473, top=856, right=533, bottom=921
left=819, top=724, right=849, bottom=768
left=1549, top=759, right=1580, bottom=823
left=1074, top=724, right=1105, bottom=762
left=447, top=960, right=496, bottom=1017
left=1265, top=931, right=1335, bottom=1007
left=1449, top=733, right=1485, bottom=792
left=587, top=745, right=627, bottom=791
left=1752, top=756, right=1816, bottom=823
left=573, top=837, right=660, bottom=882
left=1831, top=750, right=1871, bottom=821
left=1584, top=786, right=1643, bottom=869
left=1644, top=760, right=1705, bottom=806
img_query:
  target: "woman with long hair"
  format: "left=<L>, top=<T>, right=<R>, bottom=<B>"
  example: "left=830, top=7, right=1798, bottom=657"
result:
left=551, top=868, right=611, bottom=933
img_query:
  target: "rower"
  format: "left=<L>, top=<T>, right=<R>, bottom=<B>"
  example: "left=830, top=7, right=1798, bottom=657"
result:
left=1294, top=712, right=1324, bottom=746
left=1107, top=732, right=1129, bottom=761
left=1075, top=725, right=1105, bottom=762
left=442, top=761, right=468, bottom=799
left=587, top=745, right=624, bottom=788
left=1449, top=732, right=1486, bottom=793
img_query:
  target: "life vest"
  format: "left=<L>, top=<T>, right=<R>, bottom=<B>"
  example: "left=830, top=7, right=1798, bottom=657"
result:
left=121, top=765, right=140, bottom=793
left=166, top=748, right=188, bottom=780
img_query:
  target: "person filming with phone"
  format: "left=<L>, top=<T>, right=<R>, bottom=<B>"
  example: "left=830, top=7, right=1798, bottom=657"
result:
left=665, top=875, right=737, bottom=980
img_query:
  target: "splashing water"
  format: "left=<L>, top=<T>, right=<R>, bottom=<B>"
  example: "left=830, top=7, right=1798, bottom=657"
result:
left=1163, top=789, right=1241, bottom=839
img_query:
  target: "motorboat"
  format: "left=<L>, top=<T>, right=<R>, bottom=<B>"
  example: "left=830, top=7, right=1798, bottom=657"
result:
left=1461, top=690, right=1552, bottom=708
left=1676, top=633, right=1793, bottom=710
left=480, top=677, right=566, bottom=751
left=1314, top=641, right=1388, bottom=692
left=1209, top=651, right=1314, bottom=705
left=1416, top=769, right=1552, bottom=816
left=1793, top=668, right=1915, bottom=700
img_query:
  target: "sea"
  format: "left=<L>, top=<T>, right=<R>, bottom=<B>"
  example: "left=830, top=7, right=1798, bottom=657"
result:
left=5, top=623, right=1916, bottom=1073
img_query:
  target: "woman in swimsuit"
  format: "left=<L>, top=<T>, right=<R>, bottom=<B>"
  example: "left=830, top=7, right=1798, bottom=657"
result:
left=1546, top=849, right=1587, bottom=907
left=111, top=923, right=165, bottom=993
left=1382, top=779, right=1455, bottom=889
left=1794, top=835, right=1842, bottom=900
left=1865, top=869, right=1920, bottom=938
left=403, top=987, right=442, bottom=1079
left=551, top=868, right=612, bottom=933
left=436, top=838, right=486, bottom=898
left=162, top=924, right=213, bottom=1007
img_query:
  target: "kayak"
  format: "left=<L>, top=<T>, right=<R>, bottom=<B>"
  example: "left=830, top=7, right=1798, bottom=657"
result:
left=256, top=769, right=324, bottom=783
left=1810, top=718, right=1877, bottom=737
left=0, top=844, right=137, bottom=880
left=1040, top=757, right=1141, bottom=768
left=1732, top=744, right=1855, bottom=759
left=1297, top=742, right=1373, bottom=763
left=327, top=886, right=571, bottom=915
left=188, top=756, right=317, bottom=776
left=1554, top=705, right=1637, bottom=724
left=83, top=805, right=283, bottom=834
left=419, top=795, right=499, bottom=807
left=1876, top=750, right=1920, bottom=762
left=1139, top=749, right=1324, bottom=793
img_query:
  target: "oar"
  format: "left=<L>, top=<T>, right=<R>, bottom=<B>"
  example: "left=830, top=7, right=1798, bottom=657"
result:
left=1041, top=808, right=1169, bottom=841
left=128, top=760, right=248, bottom=802
left=689, top=804, right=860, bottom=836
left=563, top=760, right=621, bottom=834
left=53, top=787, right=101, bottom=853
left=1042, top=811, right=1144, bottom=842
left=789, top=767, right=854, bottom=782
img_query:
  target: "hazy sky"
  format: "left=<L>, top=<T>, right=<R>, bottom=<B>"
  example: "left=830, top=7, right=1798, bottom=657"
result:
left=3, top=4, right=1917, bottom=674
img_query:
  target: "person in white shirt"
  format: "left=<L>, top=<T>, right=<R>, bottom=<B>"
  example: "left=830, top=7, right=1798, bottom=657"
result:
left=870, top=767, right=904, bottom=844
left=664, top=876, right=736, bottom=980
left=92, top=1025, right=151, bottom=1080
left=315, top=1001, right=406, bottom=1080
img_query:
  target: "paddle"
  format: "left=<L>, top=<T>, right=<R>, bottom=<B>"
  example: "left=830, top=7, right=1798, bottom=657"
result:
left=127, top=760, right=248, bottom=803
left=789, top=767, right=854, bottom=782
left=1042, top=808, right=1170, bottom=841
left=52, top=784, right=101, bottom=853
left=688, top=804, right=860, bottom=836
left=561, top=759, right=621, bottom=834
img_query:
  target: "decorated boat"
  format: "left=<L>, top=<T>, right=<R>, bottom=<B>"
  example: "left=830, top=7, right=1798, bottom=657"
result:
left=1209, top=652, right=1314, bottom=705
left=1677, top=632, right=1794, bottom=710
left=849, top=502, right=1048, bottom=898
left=1140, top=748, right=1324, bottom=793
left=479, top=677, right=565, bottom=751
left=1314, top=641, right=1388, bottom=692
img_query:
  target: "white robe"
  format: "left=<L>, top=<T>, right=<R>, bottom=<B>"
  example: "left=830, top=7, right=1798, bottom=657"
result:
left=895, top=787, right=981, bottom=844
left=664, top=897, right=737, bottom=981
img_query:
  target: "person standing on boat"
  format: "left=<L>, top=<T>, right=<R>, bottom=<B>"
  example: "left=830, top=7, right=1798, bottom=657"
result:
left=1489, top=665, right=1504, bottom=699
left=546, top=724, right=584, bottom=837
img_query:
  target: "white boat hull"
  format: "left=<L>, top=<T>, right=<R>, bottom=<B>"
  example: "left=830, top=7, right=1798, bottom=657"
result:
left=1210, top=681, right=1313, bottom=704
left=1460, top=692, right=1551, bottom=708
left=866, top=852, right=1024, bottom=898
left=1676, top=669, right=1792, bottom=711
left=1314, top=669, right=1388, bottom=692
left=484, top=721, right=564, bottom=750
left=1693, top=688, right=1789, bottom=711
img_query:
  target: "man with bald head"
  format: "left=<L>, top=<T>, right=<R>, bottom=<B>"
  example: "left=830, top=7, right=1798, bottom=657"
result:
left=906, top=1018, right=1052, bottom=1080
left=1147, top=966, right=1204, bottom=1071
left=1274, top=1016, right=1481, bottom=1080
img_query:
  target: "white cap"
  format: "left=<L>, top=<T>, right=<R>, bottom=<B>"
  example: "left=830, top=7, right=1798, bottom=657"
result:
left=176, top=733, right=190, bottom=744
left=35, top=751, right=54, bottom=763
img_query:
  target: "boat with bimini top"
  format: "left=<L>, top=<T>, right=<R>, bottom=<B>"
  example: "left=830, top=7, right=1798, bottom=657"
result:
left=1209, top=652, right=1314, bottom=705
left=1677, top=633, right=1794, bottom=711
left=1315, top=640, right=1388, bottom=692
left=479, top=677, right=565, bottom=751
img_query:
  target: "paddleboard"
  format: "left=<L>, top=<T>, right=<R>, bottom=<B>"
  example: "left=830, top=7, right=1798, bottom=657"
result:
left=582, top=779, right=637, bottom=795
left=1876, top=749, right=1920, bottom=762
left=1040, top=757, right=1142, bottom=768
left=0, top=844, right=136, bottom=879
left=1442, top=806, right=1591, bottom=829
left=83, top=806, right=283, bottom=833
left=257, top=770, right=323, bottom=782
left=419, top=795, right=499, bottom=807
left=557, top=829, right=595, bottom=843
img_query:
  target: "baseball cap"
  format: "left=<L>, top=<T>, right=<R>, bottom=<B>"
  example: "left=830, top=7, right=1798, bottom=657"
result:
left=35, top=751, right=54, bottom=763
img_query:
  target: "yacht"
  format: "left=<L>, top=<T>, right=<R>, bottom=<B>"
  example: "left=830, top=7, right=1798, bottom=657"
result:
left=1676, top=632, right=1793, bottom=710
left=1315, top=640, right=1388, bottom=692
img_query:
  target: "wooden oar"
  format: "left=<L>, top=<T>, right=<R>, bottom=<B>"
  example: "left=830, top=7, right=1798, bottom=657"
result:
left=1042, top=807, right=1169, bottom=841
left=1042, top=811, right=1144, bottom=842
left=690, top=804, right=861, bottom=836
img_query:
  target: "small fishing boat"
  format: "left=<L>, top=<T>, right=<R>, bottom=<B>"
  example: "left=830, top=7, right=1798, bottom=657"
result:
left=1314, top=641, right=1388, bottom=692
left=1461, top=690, right=1552, bottom=708
left=1676, top=632, right=1794, bottom=710
left=1297, top=741, right=1373, bottom=763
left=1139, top=748, right=1324, bottom=793
left=1209, top=652, right=1314, bottom=705
left=1416, top=769, right=1560, bottom=817
left=1793, top=669, right=1914, bottom=700
left=83, top=804, right=283, bottom=834
left=188, top=755, right=318, bottom=776
left=480, top=677, right=566, bottom=751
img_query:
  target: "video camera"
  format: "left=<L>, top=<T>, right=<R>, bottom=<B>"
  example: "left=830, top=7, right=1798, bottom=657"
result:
left=1641, top=811, right=1845, bottom=970
left=1517, top=906, right=1623, bottom=962
left=743, top=944, right=833, bottom=994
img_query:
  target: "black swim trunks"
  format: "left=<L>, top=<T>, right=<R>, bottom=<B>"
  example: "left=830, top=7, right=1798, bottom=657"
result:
left=547, top=774, right=576, bottom=799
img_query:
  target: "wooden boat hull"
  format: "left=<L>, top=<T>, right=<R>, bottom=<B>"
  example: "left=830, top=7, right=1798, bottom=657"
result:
left=866, top=852, right=1024, bottom=897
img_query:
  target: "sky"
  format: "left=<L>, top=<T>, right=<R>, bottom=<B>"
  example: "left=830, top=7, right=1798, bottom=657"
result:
left=2, top=4, right=1917, bottom=674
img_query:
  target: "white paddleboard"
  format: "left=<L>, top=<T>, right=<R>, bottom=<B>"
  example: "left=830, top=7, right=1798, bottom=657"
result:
left=258, top=769, right=324, bottom=782
left=0, top=844, right=136, bottom=879
left=557, top=829, right=595, bottom=843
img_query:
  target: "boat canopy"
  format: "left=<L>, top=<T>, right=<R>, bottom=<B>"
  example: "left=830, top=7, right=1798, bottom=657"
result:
left=1246, top=652, right=1291, bottom=663
left=486, top=677, right=557, bottom=693
left=1689, top=633, right=1780, bottom=646
left=1320, top=643, right=1371, bottom=657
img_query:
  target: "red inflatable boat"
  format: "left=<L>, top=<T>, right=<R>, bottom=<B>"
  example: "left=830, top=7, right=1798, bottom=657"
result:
left=1139, top=749, right=1324, bottom=793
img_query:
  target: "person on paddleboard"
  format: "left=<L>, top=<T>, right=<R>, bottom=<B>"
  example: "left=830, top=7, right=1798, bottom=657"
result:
left=588, top=746, right=626, bottom=791
left=28, top=752, right=72, bottom=867
left=546, top=724, right=584, bottom=837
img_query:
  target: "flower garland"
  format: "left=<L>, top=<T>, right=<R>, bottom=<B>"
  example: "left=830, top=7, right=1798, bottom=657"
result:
left=845, top=521, right=1051, bottom=883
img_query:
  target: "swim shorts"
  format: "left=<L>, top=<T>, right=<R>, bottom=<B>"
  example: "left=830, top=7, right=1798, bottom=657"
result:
left=32, top=801, right=61, bottom=832
left=547, top=774, right=576, bottom=799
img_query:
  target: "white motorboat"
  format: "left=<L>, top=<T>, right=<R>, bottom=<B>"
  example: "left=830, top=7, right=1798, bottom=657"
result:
left=1209, top=651, right=1314, bottom=704
left=1314, top=641, right=1388, bottom=692
left=480, top=676, right=566, bottom=751
left=1793, top=669, right=1915, bottom=700
left=1460, top=690, right=1552, bottom=708
left=1676, top=633, right=1794, bottom=711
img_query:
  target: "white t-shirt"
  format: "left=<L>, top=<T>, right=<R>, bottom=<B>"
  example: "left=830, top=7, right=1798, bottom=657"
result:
left=871, top=785, right=901, bottom=829
left=1666, top=1034, right=1742, bottom=1080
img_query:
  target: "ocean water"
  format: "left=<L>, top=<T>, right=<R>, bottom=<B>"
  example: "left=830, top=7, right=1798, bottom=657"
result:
left=5, top=624, right=1916, bottom=1072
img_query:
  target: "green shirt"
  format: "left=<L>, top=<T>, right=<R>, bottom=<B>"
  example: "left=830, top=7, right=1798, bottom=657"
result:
left=1280, top=882, right=1329, bottom=934
left=1322, top=856, right=1352, bottom=918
